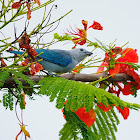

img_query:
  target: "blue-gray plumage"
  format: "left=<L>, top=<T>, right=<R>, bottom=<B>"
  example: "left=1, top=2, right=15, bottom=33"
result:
left=7, top=48, right=92, bottom=73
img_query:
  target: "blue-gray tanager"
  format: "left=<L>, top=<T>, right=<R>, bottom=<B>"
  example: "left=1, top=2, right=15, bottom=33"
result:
left=7, top=48, right=92, bottom=73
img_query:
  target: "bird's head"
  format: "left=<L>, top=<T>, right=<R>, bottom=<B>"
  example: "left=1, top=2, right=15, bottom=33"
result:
left=70, top=48, right=93, bottom=63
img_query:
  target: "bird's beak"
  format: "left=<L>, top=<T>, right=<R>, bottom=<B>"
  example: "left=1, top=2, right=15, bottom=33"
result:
left=86, top=51, right=93, bottom=56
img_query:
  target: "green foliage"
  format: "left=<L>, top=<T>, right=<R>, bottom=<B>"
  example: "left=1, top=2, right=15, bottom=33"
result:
left=38, top=76, right=140, bottom=111
left=0, top=0, right=55, bottom=30
left=59, top=122, right=79, bottom=140
left=59, top=105, right=119, bottom=140
left=3, top=89, right=14, bottom=110
left=37, top=76, right=140, bottom=139
left=94, top=107, right=118, bottom=140
left=1, top=0, right=140, bottom=139
left=54, top=33, right=73, bottom=41
left=0, top=69, right=9, bottom=87
left=87, top=40, right=101, bottom=48
left=1, top=70, right=35, bottom=110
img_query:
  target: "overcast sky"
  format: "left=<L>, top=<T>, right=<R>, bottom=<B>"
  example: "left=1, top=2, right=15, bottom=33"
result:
left=0, top=0, right=140, bottom=140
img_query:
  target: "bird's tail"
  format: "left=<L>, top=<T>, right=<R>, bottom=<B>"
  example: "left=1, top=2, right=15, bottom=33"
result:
left=7, top=50, right=23, bottom=55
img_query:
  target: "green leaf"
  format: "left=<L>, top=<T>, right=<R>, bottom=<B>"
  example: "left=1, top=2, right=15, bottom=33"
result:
left=2, top=89, right=14, bottom=110
left=54, top=33, right=72, bottom=41
left=0, top=70, right=9, bottom=87
left=62, top=108, right=98, bottom=140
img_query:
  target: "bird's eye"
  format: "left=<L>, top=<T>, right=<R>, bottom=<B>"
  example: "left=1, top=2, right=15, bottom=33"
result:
left=80, top=48, right=83, bottom=51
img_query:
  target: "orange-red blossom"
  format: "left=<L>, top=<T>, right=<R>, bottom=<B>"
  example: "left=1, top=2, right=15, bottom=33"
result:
left=97, top=102, right=129, bottom=120
left=62, top=100, right=96, bottom=127
left=12, top=0, right=40, bottom=20
left=18, top=33, right=43, bottom=76
left=67, top=20, right=103, bottom=49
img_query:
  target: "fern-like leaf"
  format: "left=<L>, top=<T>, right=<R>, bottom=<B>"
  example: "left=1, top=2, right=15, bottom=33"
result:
left=3, top=89, right=14, bottom=110
left=38, top=76, right=140, bottom=111
left=0, top=70, right=9, bottom=87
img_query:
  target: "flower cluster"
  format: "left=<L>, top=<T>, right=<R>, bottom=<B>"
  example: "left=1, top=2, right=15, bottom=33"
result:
left=12, top=0, right=40, bottom=20
left=67, top=20, right=103, bottom=49
left=98, top=47, right=140, bottom=94
left=15, top=33, right=43, bottom=76
left=97, top=47, right=140, bottom=119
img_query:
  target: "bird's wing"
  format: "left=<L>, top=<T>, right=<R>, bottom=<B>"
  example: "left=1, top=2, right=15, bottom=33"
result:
left=36, top=49, right=72, bottom=67
left=7, top=50, right=23, bottom=55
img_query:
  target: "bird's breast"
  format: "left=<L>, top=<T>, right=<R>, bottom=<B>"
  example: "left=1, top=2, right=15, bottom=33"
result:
left=39, top=60, right=76, bottom=73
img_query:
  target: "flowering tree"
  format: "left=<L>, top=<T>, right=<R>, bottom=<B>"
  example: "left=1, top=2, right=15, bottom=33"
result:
left=1, top=0, right=140, bottom=140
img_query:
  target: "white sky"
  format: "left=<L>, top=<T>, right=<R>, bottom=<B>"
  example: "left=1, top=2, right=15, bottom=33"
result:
left=0, top=0, right=140, bottom=140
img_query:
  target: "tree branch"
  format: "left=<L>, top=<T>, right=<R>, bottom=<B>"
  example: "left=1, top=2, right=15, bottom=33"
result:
left=60, top=73, right=133, bottom=82
left=2, top=73, right=134, bottom=88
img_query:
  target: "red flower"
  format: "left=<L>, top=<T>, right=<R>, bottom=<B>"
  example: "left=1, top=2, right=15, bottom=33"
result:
left=18, top=33, right=31, bottom=49
left=99, top=47, right=139, bottom=77
left=26, top=2, right=31, bottom=20
left=108, top=63, right=120, bottom=76
left=68, top=27, right=87, bottom=49
left=67, top=20, right=103, bottom=48
left=97, top=47, right=122, bottom=76
left=121, top=81, right=138, bottom=95
left=88, top=21, right=103, bottom=30
left=119, top=48, right=138, bottom=63
left=97, top=102, right=111, bottom=112
left=35, top=62, right=43, bottom=72
left=21, top=93, right=26, bottom=106
left=34, top=0, right=41, bottom=5
left=82, top=20, right=88, bottom=30
left=117, top=48, right=138, bottom=73
left=28, top=47, right=38, bottom=56
left=12, top=2, right=21, bottom=9
left=30, top=60, right=35, bottom=76
left=116, top=107, right=129, bottom=120
left=21, top=58, right=29, bottom=66
left=125, top=69, right=140, bottom=86
left=12, top=0, right=40, bottom=20
left=75, top=107, right=96, bottom=127
left=0, top=58, right=7, bottom=67
left=62, top=100, right=96, bottom=127
left=18, top=33, right=42, bottom=76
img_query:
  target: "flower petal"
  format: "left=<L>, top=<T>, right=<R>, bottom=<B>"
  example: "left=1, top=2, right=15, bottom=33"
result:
left=97, top=102, right=111, bottom=112
left=109, top=63, right=120, bottom=76
left=35, top=62, right=43, bottom=72
left=22, top=58, right=29, bottom=66
left=12, top=2, right=21, bottom=9
left=89, top=21, right=103, bottom=30
left=75, top=107, right=96, bottom=127
left=30, top=61, right=35, bottom=76
left=116, top=107, right=129, bottom=120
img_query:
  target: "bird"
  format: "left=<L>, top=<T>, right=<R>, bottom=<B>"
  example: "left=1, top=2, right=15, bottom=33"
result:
left=7, top=48, right=93, bottom=73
